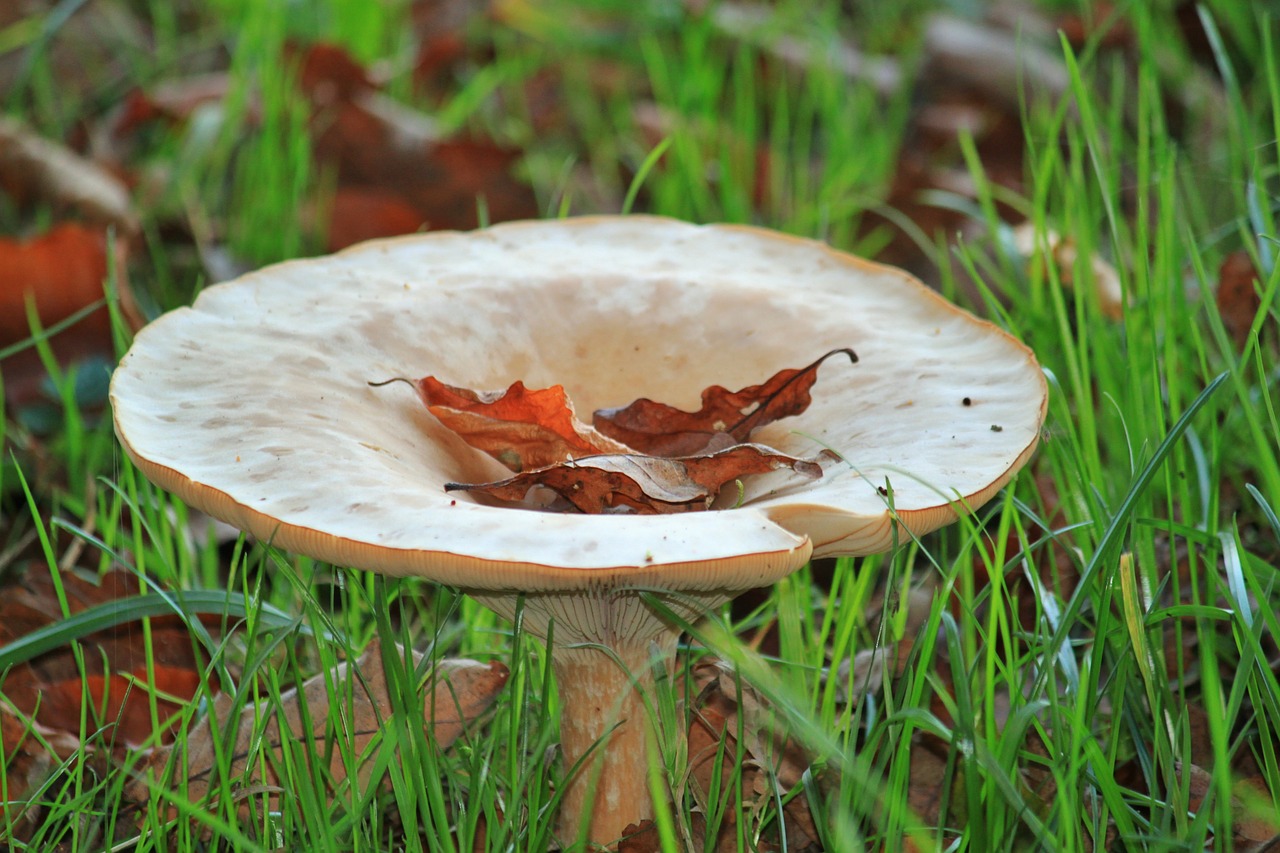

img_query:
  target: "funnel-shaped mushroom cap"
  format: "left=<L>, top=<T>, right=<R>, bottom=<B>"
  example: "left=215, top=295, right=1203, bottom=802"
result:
left=111, top=217, right=1046, bottom=591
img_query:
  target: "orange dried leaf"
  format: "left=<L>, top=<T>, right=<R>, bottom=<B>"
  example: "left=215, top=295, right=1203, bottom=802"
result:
left=0, top=567, right=218, bottom=752
left=39, top=666, right=203, bottom=747
left=414, top=376, right=633, bottom=470
left=592, top=348, right=857, bottom=456
left=325, top=186, right=424, bottom=251
left=446, top=443, right=822, bottom=514
left=0, top=223, right=117, bottom=346
left=291, top=40, right=538, bottom=234
left=0, top=223, right=141, bottom=408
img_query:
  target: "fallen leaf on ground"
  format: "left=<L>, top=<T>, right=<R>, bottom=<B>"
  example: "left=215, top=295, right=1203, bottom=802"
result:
left=904, top=730, right=963, bottom=833
left=296, top=40, right=538, bottom=239
left=130, top=637, right=508, bottom=810
left=0, top=567, right=216, bottom=815
left=96, top=41, right=535, bottom=253
left=593, top=348, right=857, bottom=456
left=0, top=223, right=140, bottom=410
left=395, top=375, right=632, bottom=470
left=685, top=660, right=821, bottom=851
left=618, top=815, right=744, bottom=853
left=0, top=568, right=214, bottom=742
left=0, top=117, right=138, bottom=234
left=0, top=699, right=84, bottom=807
left=446, top=443, right=822, bottom=514
left=0, top=224, right=133, bottom=347
left=853, top=11, right=1055, bottom=276
left=616, top=820, right=662, bottom=853
left=412, top=32, right=468, bottom=101
left=1120, top=760, right=1280, bottom=851
left=1056, top=2, right=1136, bottom=51
left=295, top=40, right=379, bottom=103
left=1216, top=250, right=1262, bottom=351
left=38, top=667, right=205, bottom=749
left=323, top=186, right=424, bottom=252
left=1231, top=774, right=1280, bottom=847
left=1011, top=222, right=1126, bottom=320
left=833, top=577, right=974, bottom=730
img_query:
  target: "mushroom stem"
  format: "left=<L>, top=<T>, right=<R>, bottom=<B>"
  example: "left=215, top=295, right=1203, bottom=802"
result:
left=473, top=587, right=729, bottom=848
left=553, top=637, right=678, bottom=848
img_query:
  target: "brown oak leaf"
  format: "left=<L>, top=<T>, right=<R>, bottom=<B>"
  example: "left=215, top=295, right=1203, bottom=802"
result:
left=397, top=375, right=632, bottom=471
left=592, top=348, right=857, bottom=456
left=445, top=443, right=822, bottom=514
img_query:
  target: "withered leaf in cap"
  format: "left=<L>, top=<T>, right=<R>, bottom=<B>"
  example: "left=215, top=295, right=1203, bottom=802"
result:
left=382, top=375, right=632, bottom=471
left=446, top=443, right=823, bottom=514
left=592, top=348, right=857, bottom=456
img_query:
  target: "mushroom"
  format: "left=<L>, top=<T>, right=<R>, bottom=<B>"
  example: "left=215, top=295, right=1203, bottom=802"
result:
left=109, top=216, right=1047, bottom=847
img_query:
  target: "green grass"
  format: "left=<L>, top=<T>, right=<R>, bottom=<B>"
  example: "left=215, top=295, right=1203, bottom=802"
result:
left=3, top=0, right=1279, bottom=850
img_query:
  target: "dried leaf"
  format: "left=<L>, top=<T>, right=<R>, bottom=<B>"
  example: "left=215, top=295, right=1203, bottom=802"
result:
left=1011, top=222, right=1126, bottom=320
left=324, top=186, right=424, bottom=251
left=38, top=666, right=204, bottom=749
left=0, top=223, right=140, bottom=410
left=295, top=40, right=538, bottom=233
left=616, top=820, right=662, bottom=853
left=1233, top=774, right=1280, bottom=845
left=592, top=348, right=856, bottom=456
left=905, top=730, right=962, bottom=830
left=412, top=32, right=469, bottom=102
left=1181, top=763, right=1280, bottom=848
left=1217, top=250, right=1262, bottom=352
left=0, top=117, right=137, bottom=233
left=1056, top=2, right=1135, bottom=51
left=0, top=568, right=216, bottom=750
left=133, top=637, right=508, bottom=809
left=1, top=699, right=83, bottom=806
left=0, top=224, right=128, bottom=345
left=295, top=41, right=378, bottom=103
left=446, top=443, right=822, bottom=514
left=409, top=376, right=633, bottom=471
left=686, top=661, right=820, bottom=852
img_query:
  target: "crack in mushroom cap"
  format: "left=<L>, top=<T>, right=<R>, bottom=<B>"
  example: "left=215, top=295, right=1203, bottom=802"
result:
left=110, top=216, right=1047, bottom=591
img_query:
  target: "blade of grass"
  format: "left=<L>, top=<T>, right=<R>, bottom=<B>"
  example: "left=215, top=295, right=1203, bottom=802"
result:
left=1034, top=371, right=1229, bottom=697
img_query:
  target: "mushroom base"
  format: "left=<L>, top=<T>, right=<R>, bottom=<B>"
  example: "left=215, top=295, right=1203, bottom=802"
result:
left=552, top=640, right=677, bottom=848
left=471, top=588, right=726, bottom=848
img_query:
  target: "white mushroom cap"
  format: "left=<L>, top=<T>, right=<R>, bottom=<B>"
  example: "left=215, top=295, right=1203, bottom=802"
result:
left=110, top=216, right=1046, bottom=592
